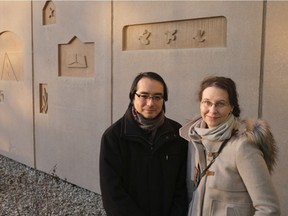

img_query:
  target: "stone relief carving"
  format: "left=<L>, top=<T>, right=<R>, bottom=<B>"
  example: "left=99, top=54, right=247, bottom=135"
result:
left=165, top=29, right=177, bottom=44
left=193, top=29, right=206, bottom=43
left=139, top=30, right=151, bottom=45
left=2, top=53, right=18, bottom=80
left=58, top=36, right=94, bottom=77
left=67, top=54, right=87, bottom=68
left=43, top=0, right=56, bottom=25
left=0, top=90, right=4, bottom=102
left=0, top=31, right=23, bottom=81
left=40, top=84, right=48, bottom=114
left=123, top=16, right=226, bottom=50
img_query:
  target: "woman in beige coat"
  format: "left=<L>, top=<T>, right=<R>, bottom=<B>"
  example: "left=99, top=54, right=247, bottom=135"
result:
left=180, top=76, right=280, bottom=216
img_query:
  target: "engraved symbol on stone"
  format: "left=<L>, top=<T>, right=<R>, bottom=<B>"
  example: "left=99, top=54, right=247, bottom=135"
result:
left=1, top=53, right=18, bottom=81
left=123, top=16, right=226, bottom=50
left=40, top=84, right=48, bottom=114
left=43, top=0, right=56, bottom=25
left=193, top=29, right=206, bottom=43
left=59, top=36, right=94, bottom=77
left=67, top=54, right=87, bottom=68
left=165, top=29, right=177, bottom=44
left=48, top=7, right=55, bottom=19
left=139, top=29, right=151, bottom=45
left=0, top=90, right=4, bottom=102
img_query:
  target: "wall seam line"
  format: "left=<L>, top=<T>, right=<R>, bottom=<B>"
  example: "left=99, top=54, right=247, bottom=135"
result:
left=259, top=0, right=267, bottom=119
left=31, top=0, right=37, bottom=169
left=111, top=0, right=114, bottom=125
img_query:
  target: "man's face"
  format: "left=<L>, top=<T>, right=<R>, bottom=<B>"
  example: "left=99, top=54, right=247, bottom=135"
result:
left=133, top=77, right=164, bottom=119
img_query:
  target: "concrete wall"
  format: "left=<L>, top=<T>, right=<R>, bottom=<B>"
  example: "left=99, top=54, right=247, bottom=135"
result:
left=0, top=0, right=287, bottom=214
left=32, top=0, right=112, bottom=192
left=113, top=1, right=263, bottom=122
left=263, top=1, right=288, bottom=214
left=0, top=1, right=34, bottom=167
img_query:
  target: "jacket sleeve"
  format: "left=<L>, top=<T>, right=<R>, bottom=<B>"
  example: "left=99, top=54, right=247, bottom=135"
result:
left=169, top=138, right=189, bottom=216
left=236, top=138, right=281, bottom=216
left=99, top=130, right=147, bottom=216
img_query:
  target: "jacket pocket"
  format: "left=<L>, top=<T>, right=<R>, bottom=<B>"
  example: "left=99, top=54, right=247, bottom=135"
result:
left=210, top=200, right=254, bottom=216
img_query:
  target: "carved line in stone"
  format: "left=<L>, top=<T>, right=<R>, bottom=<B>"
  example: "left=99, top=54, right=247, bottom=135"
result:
left=123, top=16, right=226, bottom=50
left=40, top=84, right=48, bottom=114
left=1, top=53, right=18, bottom=81
left=67, top=54, right=87, bottom=68
left=0, top=90, right=4, bottom=102
left=0, top=31, right=23, bottom=81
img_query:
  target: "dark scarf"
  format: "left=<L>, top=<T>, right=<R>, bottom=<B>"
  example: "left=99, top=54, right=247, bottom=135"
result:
left=131, top=106, right=165, bottom=143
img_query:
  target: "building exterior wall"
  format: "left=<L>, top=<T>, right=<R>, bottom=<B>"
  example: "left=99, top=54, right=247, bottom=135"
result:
left=0, top=1, right=34, bottom=167
left=32, top=1, right=112, bottom=192
left=0, top=0, right=287, bottom=214
left=263, top=1, right=288, bottom=214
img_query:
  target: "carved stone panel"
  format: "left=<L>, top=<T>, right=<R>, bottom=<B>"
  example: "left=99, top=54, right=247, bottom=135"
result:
left=58, top=36, right=94, bottom=77
left=123, top=16, right=227, bottom=50
left=39, top=83, right=48, bottom=114
left=0, top=31, right=24, bottom=81
left=43, top=0, right=56, bottom=25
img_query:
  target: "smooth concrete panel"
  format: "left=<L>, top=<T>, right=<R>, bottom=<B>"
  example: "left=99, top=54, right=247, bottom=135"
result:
left=263, top=1, right=288, bottom=214
left=0, top=1, right=34, bottom=167
left=113, top=1, right=263, bottom=125
left=33, top=1, right=112, bottom=193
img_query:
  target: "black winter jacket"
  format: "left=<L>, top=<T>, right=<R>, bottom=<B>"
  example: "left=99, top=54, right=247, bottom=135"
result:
left=100, top=107, right=188, bottom=216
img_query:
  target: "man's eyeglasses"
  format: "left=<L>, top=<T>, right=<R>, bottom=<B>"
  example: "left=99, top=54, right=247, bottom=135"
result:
left=201, top=100, right=229, bottom=108
left=135, top=93, right=164, bottom=102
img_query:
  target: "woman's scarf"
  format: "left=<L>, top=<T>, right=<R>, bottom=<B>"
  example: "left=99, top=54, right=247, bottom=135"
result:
left=188, top=114, right=237, bottom=143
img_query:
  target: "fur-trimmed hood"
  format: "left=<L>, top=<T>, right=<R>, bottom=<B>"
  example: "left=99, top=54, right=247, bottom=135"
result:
left=237, top=119, right=278, bottom=174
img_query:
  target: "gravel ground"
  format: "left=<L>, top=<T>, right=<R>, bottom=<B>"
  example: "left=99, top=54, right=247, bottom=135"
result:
left=0, top=154, right=106, bottom=216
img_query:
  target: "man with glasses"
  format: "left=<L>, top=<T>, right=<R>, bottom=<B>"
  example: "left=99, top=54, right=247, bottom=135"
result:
left=100, top=72, right=188, bottom=216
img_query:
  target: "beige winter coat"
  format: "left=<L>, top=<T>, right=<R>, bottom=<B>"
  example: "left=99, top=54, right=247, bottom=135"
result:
left=180, top=118, right=280, bottom=216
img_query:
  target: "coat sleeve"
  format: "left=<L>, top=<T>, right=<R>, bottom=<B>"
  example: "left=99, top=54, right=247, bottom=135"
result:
left=99, top=130, right=147, bottom=216
left=169, top=139, right=189, bottom=216
left=236, top=139, right=281, bottom=216
left=186, top=141, right=195, bottom=203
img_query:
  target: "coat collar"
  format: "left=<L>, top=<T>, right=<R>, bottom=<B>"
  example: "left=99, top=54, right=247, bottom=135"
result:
left=179, top=117, right=201, bottom=141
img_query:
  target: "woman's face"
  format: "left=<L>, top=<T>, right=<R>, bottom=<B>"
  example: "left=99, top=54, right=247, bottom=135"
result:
left=200, top=86, right=233, bottom=128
